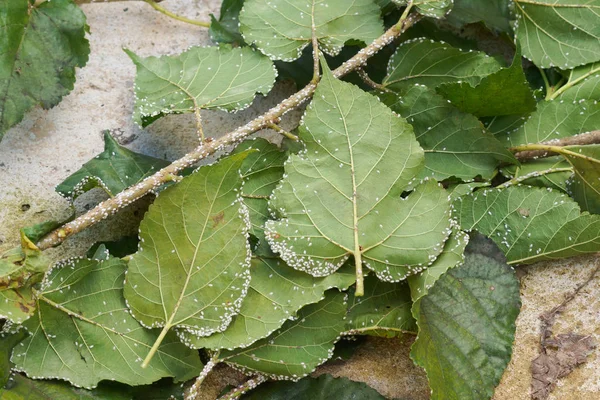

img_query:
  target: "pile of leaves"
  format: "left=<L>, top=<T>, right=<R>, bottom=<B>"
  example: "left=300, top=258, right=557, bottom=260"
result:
left=2, top=0, right=600, bottom=399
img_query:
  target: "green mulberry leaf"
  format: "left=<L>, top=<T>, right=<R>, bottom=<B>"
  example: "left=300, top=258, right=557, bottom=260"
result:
left=124, top=153, right=252, bottom=363
left=383, top=39, right=502, bottom=90
left=209, top=0, right=245, bottom=45
left=513, top=0, right=600, bottom=69
left=445, top=0, right=512, bottom=32
left=379, top=84, right=516, bottom=181
left=407, top=225, right=468, bottom=302
left=436, top=47, right=537, bottom=117
left=0, top=0, right=89, bottom=141
left=454, top=185, right=600, bottom=264
left=220, top=290, right=347, bottom=379
left=498, top=100, right=600, bottom=146
left=265, top=64, right=451, bottom=293
left=563, top=145, right=600, bottom=214
left=393, top=0, right=452, bottom=18
left=411, top=242, right=520, bottom=400
left=183, top=257, right=354, bottom=350
left=11, top=256, right=202, bottom=389
left=0, top=288, right=36, bottom=325
left=55, top=131, right=169, bottom=202
left=127, top=46, right=276, bottom=127
left=233, top=139, right=286, bottom=256
left=239, top=0, right=383, bottom=61
left=344, top=275, right=416, bottom=338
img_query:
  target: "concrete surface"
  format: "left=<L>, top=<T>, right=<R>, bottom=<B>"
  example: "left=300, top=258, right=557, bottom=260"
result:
left=0, top=1, right=599, bottom=399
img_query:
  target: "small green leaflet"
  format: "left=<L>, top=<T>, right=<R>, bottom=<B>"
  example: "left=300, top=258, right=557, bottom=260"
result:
left=183, top=258, right=354, bottom=350
left=500, top=156, right=572, bottom=192
left=513, top=0, right=600, bottom=68
left=563, top=145, right=600, bottom=214
left=12, top=256, right=202, bottom=389
left=55, top=131, right=169, bottom=201
left=379, top=84, right=516, bottom=181
left=220, top=290, right=347, bottom=379
left=437, top=47, right=537, bottom=117
left=557, top=62, right=600, bottom=102
left=124, top=153, right=252, bottom=364
left=411, top=245, right=520, bottom=400
left=454, top=186, right=600, bottom=264
left=344, top=276, right=416, bottom=337
left=209, top=0, right=245, bottom=45
left=266, top=64, right=451, bottom=291
left=445, top=0, right=512, bottom=32
left=239, top=0, right=384, bottom=61
left=243, top=374, right=385, bottom=400
left=383, top=39, right=502, bottom=90
left=233, top=139, right=286, bottom=256
left=407, top=225, right=468, bottom=302
left=0, top=0, right=89, bottom=141
left=127, top=46, right=276, bottom=127
left=393, top=0, right=453, bottom=18
left=498, top=100, right=600, bottom=146
left=1, top=330, right=26, bottom=387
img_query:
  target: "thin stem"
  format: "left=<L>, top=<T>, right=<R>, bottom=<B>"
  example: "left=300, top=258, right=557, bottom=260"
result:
left=36, top=13, right=422, bottom=250
left=144, top=0, right=211, bottom=28
left=549, top=65, right=600, bottom=100
left=356, top=69, right=387, bottom=91
left=538, top=66, right=552, bottom=100
left=267, top=123, right=298, bottom=141
left=217, top=376, right=267, bottom=400
left=396, top=1, right=414, bottom=29
left=310, top=2, right=321, bottom=83
left=185, top=352, right=220, bottom=400
left=511, top=130, right=600, bottom=160
left=497, top=167, right=573, bottom=188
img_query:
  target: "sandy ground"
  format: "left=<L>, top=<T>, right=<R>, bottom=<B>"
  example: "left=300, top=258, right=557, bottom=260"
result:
left=1, top=1, right=598, bottom=399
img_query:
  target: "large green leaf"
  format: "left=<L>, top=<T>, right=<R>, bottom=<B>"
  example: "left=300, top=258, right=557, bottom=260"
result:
left=392, top=0, right=452, bottom=18
left=557, top=62, right=600, bottom=102
left=437, top=48, right=537, bottom=117
left=379, top=84, right=516, bottom=181
left=127, top=46, right=276, bottom=127
left=445, top=0, right=512, bottom=32
left=243, top=374, right=385, bottom=400
left=0, top=0, right=89, bottom=140
left=455, top=185, right=600, bottom=264
left=265, top=65, right=451, bottom=289
left=55, top=131, right=169, bottom=201
left=344, top=275, right=416, bottom=337
left=183, top=257, right=354, bottom=350
left=220, top=290, right=347, bottom=379
left=11, top=256, right=202, bottom=389
left=500, top=156, right=572, bottom=192
left=209, top=0, right=245, bottom=45
left=563, top=145, right=600, bottom=214
left=411, top=244, right=520, bottom=400
left=124, top=153, right=252, bottom=358
left=383, top=39, right=502, bottom=90
left=239, top=0, right=384, bottom=61
left=498, top=100, right=600, bottom=146
left=407, top=225, right=468, bottom=302
left=513, top=0, right=600, bottom=69
left=233, top=139, right=286, bottom=256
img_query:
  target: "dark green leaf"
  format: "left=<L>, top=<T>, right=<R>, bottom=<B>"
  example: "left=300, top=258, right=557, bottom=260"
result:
left=209, top=0, right=245, bottom=45
left=12, top=256, right=203, bottom=389
left=411, top=244, right=520, bottom=400
left=455, top=186, right=600, bottom=264
left=55, top=131, right=169, bottom=201
left=344, top=276, right=416, bottom=337
left=0, top=0, right=89, bottom=140
left=445, top=0, right=512, bottom=32
left=563, top=145, right=600, bottom=214
left=242, top=374, right=385, bottom=400
left=86, top=236, right=139, bottom=259
left=0, top=330, right=27, bottom=387
left=437, top=48, right=537, bottom=117
left=220, top=290, right=347, bottom=379
left=379, top=84, right=516, bottom=181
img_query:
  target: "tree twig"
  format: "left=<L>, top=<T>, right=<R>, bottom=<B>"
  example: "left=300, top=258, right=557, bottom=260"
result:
left=143, top=0, right=211, bottom=28
left=216, top=376, right=267, bottom=400
left=185, top=352, right=220, bottom=400
left=36, top=13, right=422, bottom=250
left=510, top=130, right=600, bottom=160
